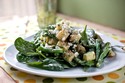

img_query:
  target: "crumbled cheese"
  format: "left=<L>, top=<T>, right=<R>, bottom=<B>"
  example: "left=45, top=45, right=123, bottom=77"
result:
left=68, top=43, right=73, bottom=46
left=78, top=33, right=82, bottom=39
left=73, top=44, right=77, bottom=48
left=45, top=43, right=53, bottom=48
left=74, top=52, right=79, bottom=57
left=53, top=29, right=59, bottom=34
left=49, top=30, right=56, bottom=34
left=62, top=37, right=66, bottom=41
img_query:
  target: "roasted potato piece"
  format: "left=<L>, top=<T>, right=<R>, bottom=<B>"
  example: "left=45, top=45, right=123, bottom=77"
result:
left=40, top=36, right=49, bottom=43
left=48, top=38, right=57, bottom=45
left=55, top=24, right=62, bottom=30
left=63, top=50, right=75, bottom=62
left=83, top=51, right=95, bottom=61
left=57, top=41, right=70, bottom=51
left=56, top=29, right=70, bottom=41
left=69, top=34, right=81, bottom=43
left=76, top=44, right=86, bottom=54
left=108, top=50, right=116, bottom=57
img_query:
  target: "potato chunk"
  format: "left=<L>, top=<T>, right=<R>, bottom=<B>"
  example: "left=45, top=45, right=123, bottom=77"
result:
left=56, top=29, right=70, bottom=41
left=108, top=50, right=116, bottom=57
left=69, top=34, right=81, bottom=43
left=48, top=38, right=57, bottom=45
left=76, top=44, right=86, bottom=54
left=63, top=50, right=75, bottom=62
left=57, top=41, right=70, bottom=51
left=40, top=36, right=49, bottom=43
left=83, top=51, right=95, bottom=61
left=55, top=24, right=62, bottom=30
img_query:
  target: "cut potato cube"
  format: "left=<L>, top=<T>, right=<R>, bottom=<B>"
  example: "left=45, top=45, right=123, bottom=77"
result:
left=48, top=38, right=57, bottom=45
left=56, top=29, right=70, bottom=41
left=69, top=34, right=81, bottom=43
left=40, top=36, right=49, bottom=43
left=40, top=35, right=44, bottom=40
left=57, top=41, right=70, bottom=51
left=83, top=51, right=95, bottom=61
left=72, top=30, right=78, bottom=35
left=63, top=50, right=75, bottom=62
left=55, top=24, right=62, bottom=30
left=76, top=44, right=86, bottom=54
left=108, top=50, right=116, bottom=57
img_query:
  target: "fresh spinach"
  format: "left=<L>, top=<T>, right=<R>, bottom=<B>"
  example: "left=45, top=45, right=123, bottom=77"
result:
left=80, top=25, right=88, bottom=45
left=17, top=52, right=39, bottom=63
left=14, top=37, right=36, bottom=56
left=86, top=29, right=96, bottom=38
left=41, top=58, right=64, bottom=71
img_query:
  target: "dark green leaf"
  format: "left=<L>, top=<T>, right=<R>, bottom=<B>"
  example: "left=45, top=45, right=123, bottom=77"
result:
left=17, top=53, right=28, bottom=63
left=14, top=37, right=36, bottom=56
left=80, top=25, right=88, bottom=45
left=86, top=29, right=96, bottom=38
left=41, top=58, right=64, bottom=71
left=17, top=53, right=39, bottom=63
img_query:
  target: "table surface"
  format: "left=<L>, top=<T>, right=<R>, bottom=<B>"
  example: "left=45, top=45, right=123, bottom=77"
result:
left=0, top=15, right=125, bottom=83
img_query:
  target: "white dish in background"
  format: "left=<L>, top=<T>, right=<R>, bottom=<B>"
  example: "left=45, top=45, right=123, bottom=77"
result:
left=4, top=33, right=125, bottom=78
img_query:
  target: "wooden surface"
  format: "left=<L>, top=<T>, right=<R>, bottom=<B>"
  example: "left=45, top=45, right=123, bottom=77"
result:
left=58, top=14, right=125, bottom=38
left=0, top=67, right=16, bottom=83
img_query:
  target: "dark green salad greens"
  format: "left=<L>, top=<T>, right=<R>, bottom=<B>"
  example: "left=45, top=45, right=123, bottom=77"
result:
left=14, top=22, right=116, bottom=71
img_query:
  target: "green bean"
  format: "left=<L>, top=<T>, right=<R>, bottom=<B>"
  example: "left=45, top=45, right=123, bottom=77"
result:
left=85, top=60, right=95, bottom=67
left=52, top=49, right=63, bottom=54
left=36, top=48, right=46, bottom=58
left=27, top=62, right=42, bottom=68
left=37, top=46, right=63, bottom=54
left=96, top=42, right=111, bottom=67
left=74, top=57, right=85, bottom=66
left=95, top=39, right=101, bottom=61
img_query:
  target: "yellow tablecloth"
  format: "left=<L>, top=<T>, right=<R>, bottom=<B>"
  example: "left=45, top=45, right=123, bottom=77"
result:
left=0, top=16, right=125, bottom=83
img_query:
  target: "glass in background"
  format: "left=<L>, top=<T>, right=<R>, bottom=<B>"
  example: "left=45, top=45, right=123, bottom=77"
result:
left=35, top=0, right=57, bottom=29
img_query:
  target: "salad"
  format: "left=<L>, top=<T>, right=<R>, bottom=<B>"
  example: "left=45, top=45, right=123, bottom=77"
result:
left=14, top=22, right=116, bottom=71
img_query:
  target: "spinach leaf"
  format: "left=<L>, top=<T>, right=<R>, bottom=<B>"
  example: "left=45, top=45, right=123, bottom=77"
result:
left=47, top=25, right=55, bottom=30
left=27, top=58, right=65, bottom=71
left=86, top=29, right=96, bottom=38
left=17, top=53, right=39, bottom=63
left=14, top=37, right=36, bottom=56
left=87, top=36, right=96, bottom=47
left=41, top=58, right=64, bottom=71
left=42, top=29, right=56, bottom=39
left=17, top=53, right=28, bottom=63
left=80, top=25, right=88, bottom=45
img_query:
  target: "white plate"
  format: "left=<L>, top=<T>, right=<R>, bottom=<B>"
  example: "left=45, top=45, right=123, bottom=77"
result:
left=4, top=33, right=125, bottom=78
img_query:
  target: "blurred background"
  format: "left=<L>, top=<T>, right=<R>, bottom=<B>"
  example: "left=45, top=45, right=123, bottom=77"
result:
left=0, top=0, right=125, bottom=30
